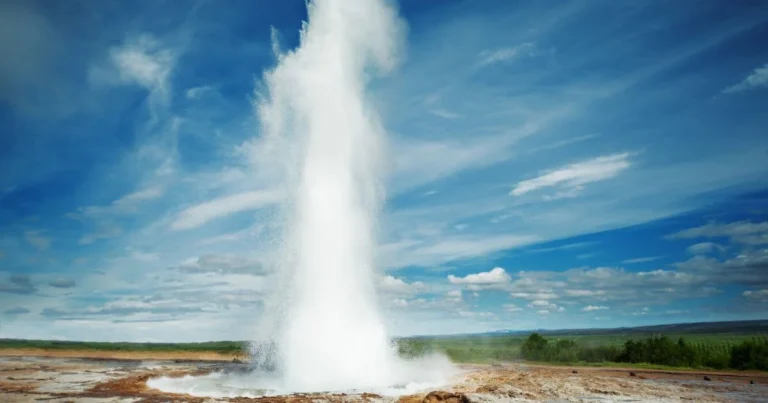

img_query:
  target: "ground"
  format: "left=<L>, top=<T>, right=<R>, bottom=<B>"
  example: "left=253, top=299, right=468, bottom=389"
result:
left=1, top=351, right=766, bottom=402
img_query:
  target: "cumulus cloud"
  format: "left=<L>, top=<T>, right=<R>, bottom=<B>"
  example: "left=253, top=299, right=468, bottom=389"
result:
left=510, top=153, right=631, bottom=198
left=582, top=305, right=608, bottom=311
left=448, top=267, right=511, bottom=285
left=49, top=278, right=76, bottom=288
left=723, top=63, right=768, bottom=94
left=675, top=249, right=768, bottom=287
left=171, top=190, right=282, bottom=230
left=379, top=275, right=425, bottom=295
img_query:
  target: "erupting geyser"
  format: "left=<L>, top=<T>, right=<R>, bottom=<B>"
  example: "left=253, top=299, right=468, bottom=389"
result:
left=148, top=0, right=453, bottom=397
left=274, top=0, right=405, bottom=392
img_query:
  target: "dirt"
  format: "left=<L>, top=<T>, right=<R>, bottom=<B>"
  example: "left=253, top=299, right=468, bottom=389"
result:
left=1, top=353, right=767, bottom=402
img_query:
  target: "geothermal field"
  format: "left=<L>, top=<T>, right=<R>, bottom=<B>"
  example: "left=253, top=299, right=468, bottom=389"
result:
left=2, top=0, right=767, bottom=402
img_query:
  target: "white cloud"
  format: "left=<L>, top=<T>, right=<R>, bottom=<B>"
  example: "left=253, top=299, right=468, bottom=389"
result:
left=108, top=35, right=173, bottom=92
left=457, top=310, right=495, bottom=318
left=69, top=185, right=164, bottom=219
left=668, top=221, right=768, bottom=245
left=444, top=289, right=462, bottom=302
left=478, top=43, right=535, bottom=66
left=743, top=289, right=768, bottom=302
left=429, top=109, right=461, bottom=119
left=621, top=256, right=662, bottom=264
left=113, top=186, right=164, bottom=208
left=582, top=305, right=608, bottom=312
left=390, top=298, right=409, bottom=308
left=686, top=242, right=724, bottom=255
left=511, top=153, right=631, bottom=198
left=24, top=230, right=50, bottom=251
left=564, top=289, right=605, bottom=297
left=510, top=292, right=558, bottom=300
left=171, top=190, right=281, bottom=230
left=723, top=63, right=768, bottom=94
left=382, top=234, right=537, bottom=269
left=379, top=275, right=425, bottom=295
left=185, top=85, right=212, bottom=99
left=448, top=267, right=511, bottom=285
left=537, top=309, right=550, bottom=315
left=78, top=223, right=122, bottom=245
left=503, top=304, right=522, bottom=312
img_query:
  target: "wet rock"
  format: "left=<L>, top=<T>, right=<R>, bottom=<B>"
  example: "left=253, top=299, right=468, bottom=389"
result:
left=422, top=391, right=470, bottom=403
left=703, top=376, right=711, bottom=381
left=629, top=371, right=636, bottom=377
left=232, top=358, right=244, bottom=364
left=750, top=380, right=755, bottom=384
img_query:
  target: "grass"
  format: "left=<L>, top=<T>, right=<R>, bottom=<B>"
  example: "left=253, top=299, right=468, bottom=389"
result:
left=397, top=332, right=768, bottom=366
left=0, top=338, right=246, bottom=354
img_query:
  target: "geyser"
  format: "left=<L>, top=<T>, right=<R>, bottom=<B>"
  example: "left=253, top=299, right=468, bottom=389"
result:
left=149, top=0, right=453, bottom=397
left=274, top=0, right=402, bottom=392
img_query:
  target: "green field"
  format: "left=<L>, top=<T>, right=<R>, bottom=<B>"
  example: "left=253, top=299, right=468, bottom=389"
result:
left=0, top=339, right=245, bottom=354
left=2, top=320, right=767, bottom=371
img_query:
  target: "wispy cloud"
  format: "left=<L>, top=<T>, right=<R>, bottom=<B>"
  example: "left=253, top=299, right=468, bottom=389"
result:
left=686, top=242, right=725, bottom=255
left=667, top=220, right=768, bottom=245
left=478, top=43, right=535, bottom=66
left=0, top=274, right=36, bottom=295
left=4, top=307, right=30, bottom=315
left=621, top=256, right=662, bottom=264
left=49, top=278, right=76, bottom=288
left=510, top=153, right=632, bottom=198
left=185, top=85, right=213, bottom=100
left=723, top=63, right=768, bottom=94
left=24, top=230, right=50, bottom=251
left=91, top=34, right=175, bottom=108
left=582, top=305, right=608, bottom=312
left=171, top=190, right=281, bottom=230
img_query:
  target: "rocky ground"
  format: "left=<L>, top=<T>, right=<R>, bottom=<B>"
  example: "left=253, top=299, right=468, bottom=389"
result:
left=1, top=354, right=766, bottom=402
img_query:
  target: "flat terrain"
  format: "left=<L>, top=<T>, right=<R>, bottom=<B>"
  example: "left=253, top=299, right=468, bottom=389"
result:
left=2, top=353, right=767, bottom=402
left=0, top=348, right=243, bottom=362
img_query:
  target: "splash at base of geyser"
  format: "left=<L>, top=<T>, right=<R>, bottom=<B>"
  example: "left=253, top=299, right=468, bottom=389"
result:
left=148, top=0, right=457, bottom=398
left=146, top=354, right=457, bottom=399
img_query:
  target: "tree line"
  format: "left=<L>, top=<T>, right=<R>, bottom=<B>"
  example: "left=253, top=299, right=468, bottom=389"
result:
left=521, top=333, right=768, bottom=370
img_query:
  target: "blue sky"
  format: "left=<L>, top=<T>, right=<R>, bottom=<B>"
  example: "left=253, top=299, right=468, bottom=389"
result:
left=1, top=0, right=767, bottom=342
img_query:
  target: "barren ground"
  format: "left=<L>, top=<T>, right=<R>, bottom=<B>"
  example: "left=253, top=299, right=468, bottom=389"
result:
left=1, top=351, right=766, bottom=402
